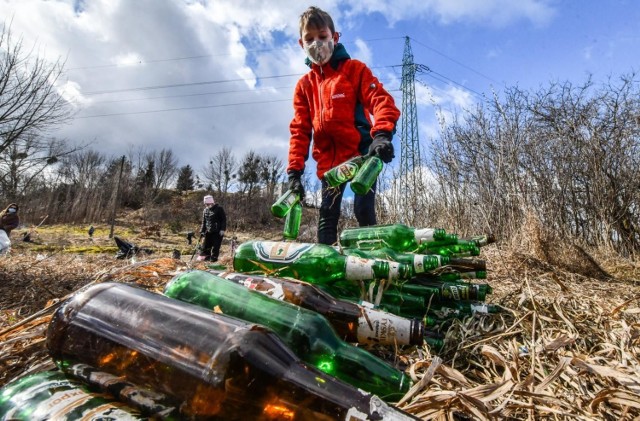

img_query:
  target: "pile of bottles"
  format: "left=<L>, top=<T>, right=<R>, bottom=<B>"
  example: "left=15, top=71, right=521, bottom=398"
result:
left=0, top=223, right=495, bottom=420
left=1, top=281, right=421, bottom=420
left=232, top=223, right=498, bottom=325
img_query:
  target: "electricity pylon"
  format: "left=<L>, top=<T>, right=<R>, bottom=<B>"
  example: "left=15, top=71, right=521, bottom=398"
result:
left=399, top=36, right=428, bottom=224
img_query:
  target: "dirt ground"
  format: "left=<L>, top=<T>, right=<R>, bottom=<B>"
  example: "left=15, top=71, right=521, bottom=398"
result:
left=1, top=222, right=639, bottom=419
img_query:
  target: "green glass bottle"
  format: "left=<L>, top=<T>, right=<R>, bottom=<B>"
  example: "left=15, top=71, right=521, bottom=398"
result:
left=0, top=371, right=145, bottom=420
left=339, top=223, right=449, bottom=252
left=323, top=155, right=365, bottom=187
left=420, top=240, right=481, bottom=257
left=447, top=257, right=487, bottom=272
left=47, top=282, right=419, bottom=420
left=164, top=270, right=412, bottom=401
left=350, top=156, right=383, bottom=195
left=283, top=202, right=302, bottom=240
left=233, top=240, right=412, bottom=283
left=463, top=234, right=496, bottom=247
left=342, top=247, right=449, bottom=274
left=207, top=269, right=425, bottom=346
left=399, top=280, right=491, bottom=302
left=271, top=189, right=300, bottom=218
left=415, top=270, right=487, bottom=282
left=427, top=300, right=500, bottom=319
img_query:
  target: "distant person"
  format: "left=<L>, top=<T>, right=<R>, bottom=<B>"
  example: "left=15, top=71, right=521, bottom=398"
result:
left=0, top=203, right=20, bottom=255
left=286, top=6, right=400, bottom=245
left=198, top=195, right=226, bottom=262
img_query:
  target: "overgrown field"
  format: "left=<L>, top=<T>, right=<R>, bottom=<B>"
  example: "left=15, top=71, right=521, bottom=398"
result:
left=1, top=221, right=639, bottom=420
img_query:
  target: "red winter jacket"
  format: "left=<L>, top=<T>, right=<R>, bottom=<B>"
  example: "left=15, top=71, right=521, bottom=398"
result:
left=288, top=44, right=400, bottom=179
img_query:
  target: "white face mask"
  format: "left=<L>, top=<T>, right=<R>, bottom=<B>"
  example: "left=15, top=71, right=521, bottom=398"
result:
left=304, top=38, right=334, bottom=65
left=7, top=208, right=16, bottom=213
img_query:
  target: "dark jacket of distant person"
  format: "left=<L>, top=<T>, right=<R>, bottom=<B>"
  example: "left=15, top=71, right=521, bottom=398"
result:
left=0, top=203, right=20, bottom=236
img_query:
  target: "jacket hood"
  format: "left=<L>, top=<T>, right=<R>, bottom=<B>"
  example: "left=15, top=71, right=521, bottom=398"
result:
left=305, top=43, right=350, bottom=70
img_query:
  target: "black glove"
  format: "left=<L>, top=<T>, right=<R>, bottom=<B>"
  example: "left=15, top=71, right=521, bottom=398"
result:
left=288, top=170, right=305, bottom=199
left=367, top=132, right=395, bottom=163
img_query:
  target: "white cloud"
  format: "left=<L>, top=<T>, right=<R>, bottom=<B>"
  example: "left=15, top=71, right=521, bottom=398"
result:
left=344, top=0, right=556, bottom=27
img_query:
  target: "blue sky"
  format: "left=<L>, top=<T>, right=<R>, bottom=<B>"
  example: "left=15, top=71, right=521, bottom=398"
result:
left=1, top=0, right=638, bottom=184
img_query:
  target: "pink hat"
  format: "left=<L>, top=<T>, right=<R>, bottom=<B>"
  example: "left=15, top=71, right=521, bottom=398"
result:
left=203, top=195, right=214, bottom=204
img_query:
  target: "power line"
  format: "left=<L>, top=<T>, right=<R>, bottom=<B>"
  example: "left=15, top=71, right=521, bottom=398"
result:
left=83, top=73, right=302, bottom=95
left=76, top=98, right=292, bottom=119
left=409, top=36, right=502, bottom=87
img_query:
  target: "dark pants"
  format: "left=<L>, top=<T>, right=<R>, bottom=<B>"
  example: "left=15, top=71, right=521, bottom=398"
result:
left=200, top=231, right=223, bottom=261
left=317, top=179, right=377, bottom=245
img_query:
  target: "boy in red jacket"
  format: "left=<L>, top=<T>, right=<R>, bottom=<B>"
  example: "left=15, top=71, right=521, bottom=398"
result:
left=287, top=6, right=400, bottom=245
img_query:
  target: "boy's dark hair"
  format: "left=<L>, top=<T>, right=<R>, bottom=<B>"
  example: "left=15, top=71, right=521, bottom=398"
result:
left=299, top=6, right=335, bottom=36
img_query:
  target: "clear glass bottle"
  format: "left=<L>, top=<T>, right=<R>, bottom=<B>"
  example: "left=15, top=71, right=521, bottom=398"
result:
left=47, top=282, right=420, bottom=420
left=339, top=223, right=449, bottom=252
left=206, top=269, right=425, bottom=346
left=0, top=371, right=145, bottom=420
left=283, top=202, right=302, bottom=240
left=271, top=189, right=300, bottom=218
left=233, top=240, right=413, bottom=284
left=350, top=156, right=383, bottom=195
left=164, top=271, right=412, bottom=401
left=323, top=155, right=365, bottom=187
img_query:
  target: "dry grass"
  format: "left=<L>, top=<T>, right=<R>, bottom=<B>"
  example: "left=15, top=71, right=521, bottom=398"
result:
left=1, top=218, right=639, bottom=420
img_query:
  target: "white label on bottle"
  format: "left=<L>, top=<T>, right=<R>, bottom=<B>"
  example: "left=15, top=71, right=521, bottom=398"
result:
left=415, top=228, right=436, bottom=243
left=470, top=303, right=489, bottom=313
left=413, top=255, right=425, bottom=273
left=261, top=278, right=285, bottom=300
left=357, top=308, right=413, bottom=346
left=344, top=407, right=368, bottom=420
left=252, top=241, right=313, bottom=263
left=29, top=389, right=139, bottom=420
left=344, top=255, right=375, bottom=280
left=449, top=286, right=461, bottom=300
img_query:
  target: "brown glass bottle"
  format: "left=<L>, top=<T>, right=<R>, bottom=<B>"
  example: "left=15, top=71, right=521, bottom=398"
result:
left=207, top=269, right=424, bottom=346
left=47, top=282, right=419, bottom=421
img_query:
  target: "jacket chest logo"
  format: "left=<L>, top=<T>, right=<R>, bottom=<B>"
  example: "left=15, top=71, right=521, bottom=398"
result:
left=331, top=93, right=346, bottom=99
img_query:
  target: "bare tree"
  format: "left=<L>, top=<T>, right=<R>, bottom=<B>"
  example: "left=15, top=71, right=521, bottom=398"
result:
left=152, top=148, right=178, bottom=192
left=0, top=23, right=72, bottom=156
left=202, top=147, right=236, bottom=194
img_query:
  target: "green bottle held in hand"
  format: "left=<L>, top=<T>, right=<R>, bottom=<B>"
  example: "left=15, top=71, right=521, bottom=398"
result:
left=0, top=371, right=145, bottom=420
left=271, top=189, right=300, bottom=218
left=339, top=223, right=450, bottom=252
left=324, top=155, right=366, bottom=187
left=350, top=155, right=383, bottom=195
left=47, top=282, right=419, bottom=420
left=164, top=270, right=412, bottom=401
left=233, top=240, right=413, bottom=283
left=207, top=269, right=425, bottom=347
left=283, top=202, right=302, bottom=240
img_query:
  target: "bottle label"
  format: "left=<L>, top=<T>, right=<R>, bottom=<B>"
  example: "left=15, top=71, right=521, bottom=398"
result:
left=414, top=255, right=425, bottom=273
left=65, top=363, right=175, bottom=416
left=356, top=308, right=413, bottom=346
left=415, top=228, right=437, bottom=244
left=252, top=241, right=314, bottom=263
left=470, top=303, right=489, bottom=313
left=344, top=255, right=375, bottom=280
left=10, top=379, right=141, bottom=421
left=334, top=161, right=359, bottom=182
